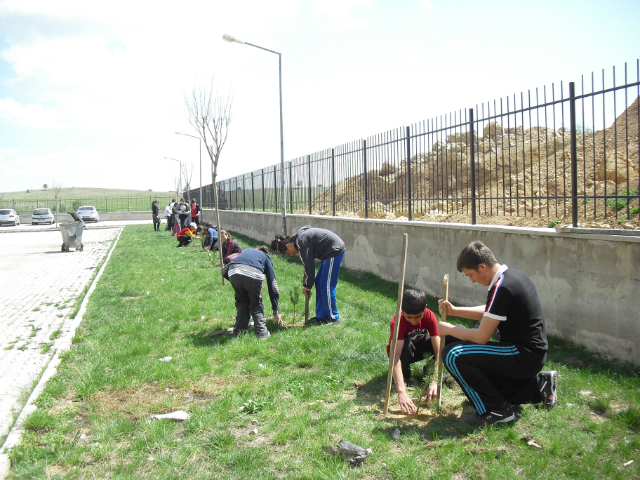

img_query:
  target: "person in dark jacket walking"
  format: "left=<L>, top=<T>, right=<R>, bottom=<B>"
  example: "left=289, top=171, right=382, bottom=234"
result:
left=271, top=225, right=346, bottom=325
left=221, top=246, right=280, bottom=339
left=151, top=200, right=160, bottom=231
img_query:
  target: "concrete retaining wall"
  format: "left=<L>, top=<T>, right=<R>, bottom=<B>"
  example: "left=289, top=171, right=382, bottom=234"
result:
left=203, top=209, right=640, bottom=365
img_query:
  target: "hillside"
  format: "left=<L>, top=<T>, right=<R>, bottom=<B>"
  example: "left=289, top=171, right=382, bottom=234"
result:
left=1, top=187, right=175, bottom=202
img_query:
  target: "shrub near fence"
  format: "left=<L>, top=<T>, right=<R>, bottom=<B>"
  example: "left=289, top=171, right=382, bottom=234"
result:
left=0, top=196, right=175, bottom=216
left=194, top=61, right=640, bottom=228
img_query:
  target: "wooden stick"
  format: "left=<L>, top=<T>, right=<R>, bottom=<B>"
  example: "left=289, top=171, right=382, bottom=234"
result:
left=383, top=233, right=409, bottom=416
left=437, top=274, right=449, bottom=412
left=304, top=291, right=311, bottom=324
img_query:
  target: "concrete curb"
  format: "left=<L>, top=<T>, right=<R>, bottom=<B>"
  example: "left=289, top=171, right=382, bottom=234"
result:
left=0, top=227, right=124, bottom=479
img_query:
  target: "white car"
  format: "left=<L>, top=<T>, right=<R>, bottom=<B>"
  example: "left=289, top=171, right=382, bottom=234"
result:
left=0, top=209, right=20, bottom=226
left=77, top=205, right=99, bottom=222
left=32, top=208, right=55, bottom=225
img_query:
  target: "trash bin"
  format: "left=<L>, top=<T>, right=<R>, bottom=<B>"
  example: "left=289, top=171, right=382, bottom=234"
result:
left=60, top=211, right=86, bottom=252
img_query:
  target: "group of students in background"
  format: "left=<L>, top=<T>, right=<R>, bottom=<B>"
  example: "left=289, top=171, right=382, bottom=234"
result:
left=150, top=202, right=558, bottom=426
left=160, top=198, right=201, bottom=235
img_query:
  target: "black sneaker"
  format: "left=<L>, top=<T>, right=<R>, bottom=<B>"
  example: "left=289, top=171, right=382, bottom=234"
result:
left=537, top=370, right=558, bottom=407
left=306, top=317, right=340, bottom=326
left=467, top=405, right=516, bottom=425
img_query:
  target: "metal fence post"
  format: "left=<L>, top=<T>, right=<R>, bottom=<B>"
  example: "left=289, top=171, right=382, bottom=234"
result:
left=363, top=140, right=368, bottom=219
left=470, top=108, right=477, bottom=225
left=308, top=155, right=312, bottom=215
left=274, top=168, right=278, bottom=213
left=569, top=81, right=578, bottom=227
left=406, top=126, right=412, bottom=221
left=251, top=172, right=255, bottom=211
left=242, top=174, right=246, bottom=211
left=289, top=161, right=293, bottom=215
left=105, top=198, right=108, bottom=213
left=262, top=168, right=265, bottom=212
left=332, top=148, right=336, bottom=217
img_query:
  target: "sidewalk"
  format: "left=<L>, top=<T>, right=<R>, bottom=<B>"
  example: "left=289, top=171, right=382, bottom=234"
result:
left=0, top=227, right=121, bottom=443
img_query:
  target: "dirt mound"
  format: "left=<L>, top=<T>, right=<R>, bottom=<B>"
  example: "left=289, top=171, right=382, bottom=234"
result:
left=303, top=97, right=639, bottom=230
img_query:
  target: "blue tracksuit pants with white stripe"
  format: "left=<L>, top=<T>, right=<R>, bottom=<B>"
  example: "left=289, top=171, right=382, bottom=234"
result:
left=443, top=341, right=545, bottom=415
left=314, top=252, right=344, bottom=320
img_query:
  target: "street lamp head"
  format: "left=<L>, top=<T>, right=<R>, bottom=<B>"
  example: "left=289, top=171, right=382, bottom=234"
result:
left=222, top=34, right=244, bottom=44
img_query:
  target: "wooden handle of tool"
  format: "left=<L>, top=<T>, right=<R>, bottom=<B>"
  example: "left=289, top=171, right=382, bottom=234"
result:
left=383, top=233, right=409, bottom=416
left=437, top=274, right=449, bottom=411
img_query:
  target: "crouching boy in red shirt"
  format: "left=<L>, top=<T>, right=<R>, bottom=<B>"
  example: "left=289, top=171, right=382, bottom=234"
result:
left=387, top=289, right=444, bottom=414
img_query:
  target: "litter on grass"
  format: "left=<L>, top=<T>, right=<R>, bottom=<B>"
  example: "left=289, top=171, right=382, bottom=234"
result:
left=150, top=410, right=190, bottom=421
left=322, top=440, right=372, bottom=466
left=158, top=356, right=172, bottom=362
left=391, top=428, right=401, bottom=440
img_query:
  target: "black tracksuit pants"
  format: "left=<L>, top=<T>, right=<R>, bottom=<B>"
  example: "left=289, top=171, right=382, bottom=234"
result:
left=443, top=340, right=545, bottom=415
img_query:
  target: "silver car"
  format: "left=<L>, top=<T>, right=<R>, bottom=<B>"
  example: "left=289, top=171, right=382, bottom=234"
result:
left=32, top=208, right=55, bottom=225
left=0, top=209, right=20, bottom=226
left=77, top=205, right=99, bottom=222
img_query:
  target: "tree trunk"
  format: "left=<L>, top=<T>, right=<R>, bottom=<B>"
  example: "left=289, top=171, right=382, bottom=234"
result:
left=212, top=167, right=225, bottom=286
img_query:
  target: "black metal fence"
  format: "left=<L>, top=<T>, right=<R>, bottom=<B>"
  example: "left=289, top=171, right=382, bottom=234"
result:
left=192, top=61, right=640, bottom=227
left=0, top=196, right=175, bottom=216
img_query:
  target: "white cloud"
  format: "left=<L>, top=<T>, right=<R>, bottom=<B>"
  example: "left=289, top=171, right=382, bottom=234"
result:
left=420, top=0, right=433, bottom=9
left=309, top=0, right=371, bottom=31
left=0, top=97, right=70, bottom=129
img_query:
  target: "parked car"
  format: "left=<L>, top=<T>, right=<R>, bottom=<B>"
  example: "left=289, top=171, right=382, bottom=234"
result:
left=32, top=207, right=55, bottom=225
left=77, top=205, right=99, bottom=222
left=0, top=209, right=20, bottom=226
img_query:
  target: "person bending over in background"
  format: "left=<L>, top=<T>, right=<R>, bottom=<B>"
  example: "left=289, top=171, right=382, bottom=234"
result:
left=221, top=246, right=280, bottom=339
left=176, top=223, right=197, bottom=248
left=271, top=225, right=345, bottom=326
left=437, top=240, right=557, bottom=426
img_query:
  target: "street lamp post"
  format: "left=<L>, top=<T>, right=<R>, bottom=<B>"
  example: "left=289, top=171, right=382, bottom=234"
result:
left=175, top=132, right=202, bottom=207
left=222, top=33, right=287, bottom=235
left=164, top=157, right=183, bottom=197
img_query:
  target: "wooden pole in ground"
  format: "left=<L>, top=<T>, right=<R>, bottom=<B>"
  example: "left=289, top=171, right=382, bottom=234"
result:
left=304, top=291, right=311, bottom=325
left=383, top=233, right=409, bottom=416
left=437, top=274, right=449, bottom=412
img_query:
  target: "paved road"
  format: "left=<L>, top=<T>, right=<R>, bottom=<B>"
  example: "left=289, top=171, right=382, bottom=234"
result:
left=0, top=226, right=122, bottom=440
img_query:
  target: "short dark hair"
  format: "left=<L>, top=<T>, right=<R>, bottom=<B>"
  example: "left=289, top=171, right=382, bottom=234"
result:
left=270, top=234, right=295, bottom=254
left=456, top=241, right=497, bottom=272
left=402, top=289, right=427, bottom=315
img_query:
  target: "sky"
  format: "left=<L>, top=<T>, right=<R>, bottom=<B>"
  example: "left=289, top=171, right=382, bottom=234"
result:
left=0, top=0, right=639, bottom=194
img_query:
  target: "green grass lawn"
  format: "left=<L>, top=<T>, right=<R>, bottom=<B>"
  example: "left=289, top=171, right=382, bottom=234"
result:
left=8, top=225, right=640, bottom=479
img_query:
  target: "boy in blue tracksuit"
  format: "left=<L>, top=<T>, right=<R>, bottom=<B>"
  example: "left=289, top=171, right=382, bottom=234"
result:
left=221, top=247, right=280, bottom=339
left=271, top=226, right=346, bottom=325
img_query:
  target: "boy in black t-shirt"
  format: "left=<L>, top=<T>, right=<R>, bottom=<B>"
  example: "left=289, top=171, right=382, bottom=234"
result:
left=438, top=241, right=557, bottom=425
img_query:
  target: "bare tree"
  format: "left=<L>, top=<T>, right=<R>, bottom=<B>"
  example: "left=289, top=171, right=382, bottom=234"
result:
left=181, top=162, right=195, bottom=204
left=185, top=80, right=232, bottom=281
left=173, top=176, right=181, bottom=199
